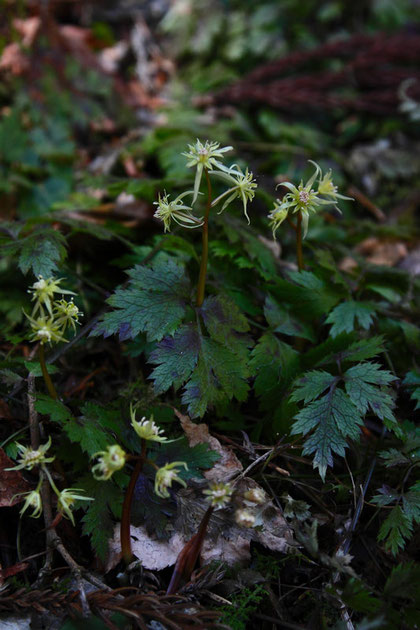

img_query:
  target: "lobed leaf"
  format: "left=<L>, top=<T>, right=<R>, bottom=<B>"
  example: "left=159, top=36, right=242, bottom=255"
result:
left=326, top=300, right=376, bottom=337
left=92, top=257, right=190, bottom=341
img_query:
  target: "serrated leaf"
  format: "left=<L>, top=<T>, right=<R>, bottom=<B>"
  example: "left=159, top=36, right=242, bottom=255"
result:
left=291, top=387, right=363, bottom=480
left=403, top=369, right=420, bottom=410
left=338, top=336, right=385, bottom=363
left=344, top=362, right=397, bottom=427
left=149, top=294, right=251, bottom=417
left=35, top=395, right=121, bottom=456
left=273, top=270, right=342, bottom=319
left=92, top=257, right=190, bottom=341
left=373, top=484, right=420, bottom=555
left=264, top=295, right=315, bottom=341
left=291, top=370, right=338, bottom=404
left=250, top=332, right=300, bottom=406
left=326, top=301, right=376, bottom=337
left=377, top=505, right=412, bottom=555
left=18, top=229, right=67, bottom=277
left=149, top=325, right=199, bottom=394
left=200, top=294, right=250, bottom=345
left=182, top=336, right=250, bottom=417
left=77, top=474, right=125, bottom=560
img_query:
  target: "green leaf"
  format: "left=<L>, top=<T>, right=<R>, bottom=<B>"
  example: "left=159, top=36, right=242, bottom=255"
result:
left=264, top=295, right=315, bottom=341
left=373, top=484, right=420, bottom=555
left=377, top=505, right=412, bottom=555
left=291, top=385, right=363, bottom=480
left=35, top=395, right=72, bottom=422
left=92, top=257, right=190, bottom=341
left=18, top=229, right=67, bottom=277
left=344, top=362, right=397, bottom=428
left=291, top=370, right=338, bottom=404
left=76, top=474, right=125, bottom=561
left=149, top=325, right=199, bottom=394
left=337, top=336, right=385, bottom=364
left=182, top=335, right=250, bottom=417
left=149, top=294, right=251, bottom=417
left=273, top=270, right=342, bottom=319
left=200, top=294, right=250, bottom=344
left=326, top=301, right=376, bottom=337
left=250, top=332, right=300, bottom=406
left=403, top=369, right=420, bottom=410
left=35, top=395, right=122, bottom=456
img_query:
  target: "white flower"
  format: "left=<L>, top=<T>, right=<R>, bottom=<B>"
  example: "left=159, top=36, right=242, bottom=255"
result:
left=154, top=462, right=188, bottom=499
left=54, top=298, right=83, bottom=333
left=28, top=276, right=75, bottom=316
left=211, top=166, right=257, bottom=224
left=182, top=139, right=233, bottom=203
left=92, top=445, right=127, bottom=480
left=18, top=488, right=43, bottom=519
left=235, top=508, right=256, bottom=528
left=203, top=482, right=233, bottom=510
left=130, top=404, right=167, bottom=442
left=57, top=488, right=93, bottom=526
left=6, top=436, right=55, bottom=471
left=153, top=191, right=203, bottom=232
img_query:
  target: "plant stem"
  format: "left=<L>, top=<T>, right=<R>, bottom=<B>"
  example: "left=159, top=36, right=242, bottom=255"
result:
left=296, top=211, right=304, bottom=271
left=196, top=169, right=212, bottom=308
left=120, top=438, right=146, bottom=565
left=39, top=344, right=58, bottom=400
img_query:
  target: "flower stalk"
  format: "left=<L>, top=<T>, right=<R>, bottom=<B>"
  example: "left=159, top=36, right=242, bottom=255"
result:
left=120, top=438, right=146, bottom=565
left=196, top=169, right=212, bottom=307
left=38, top=344, right=58, bottom=400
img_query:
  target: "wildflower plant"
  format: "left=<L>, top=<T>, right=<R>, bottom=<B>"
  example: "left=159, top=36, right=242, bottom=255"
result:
left=268, top=161, right=352, bottom=269
left=24, top=275, right=82, bottom=400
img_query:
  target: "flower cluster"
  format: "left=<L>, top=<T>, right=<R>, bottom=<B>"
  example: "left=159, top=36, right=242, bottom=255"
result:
left=8, top=437, right=93, bottom=523
left=268, top=161, right=352, bottom=239
left=234, top=485, right=267, bottom=529
left=25, top=276, right=82, bottom=345
left=153, top=139, right=257, bottom=232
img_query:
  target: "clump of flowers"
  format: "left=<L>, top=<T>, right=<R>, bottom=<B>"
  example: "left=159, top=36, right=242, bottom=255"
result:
left=268, top=161, right=352, bottom=240
left=25, top=275, right=82, bottom=346
left=8, top=437, right=93, bottom=524
left=153, top=139, right=257, bottom=234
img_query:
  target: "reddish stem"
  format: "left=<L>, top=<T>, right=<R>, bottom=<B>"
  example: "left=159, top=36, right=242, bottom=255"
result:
left=120, top=439, right=146, bottom=565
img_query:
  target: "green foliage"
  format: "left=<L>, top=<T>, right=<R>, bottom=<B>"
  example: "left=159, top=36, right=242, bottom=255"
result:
left=403, top=369, right=420, bottom=410
left=219, top=584, right=268, bottom=630
left=326, top=301, right=377, bottom=337
left=93, top=257, right=191, bottom=342
left=150, top=294, right=251, bottom=417
left=372, top=484, right=420, bottom=555
left=77, top=474, right=125, bottom=561
left=291, top=361, right=397, bottom=479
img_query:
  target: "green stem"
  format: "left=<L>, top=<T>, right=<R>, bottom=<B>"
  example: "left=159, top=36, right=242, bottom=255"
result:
left=120, top=439, right=146, bottom=565
left=296, top=211, right=304, bottom=272
left=39, top=345, right=58, bottom=400
left=196, top=169, right=212, bottom=308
